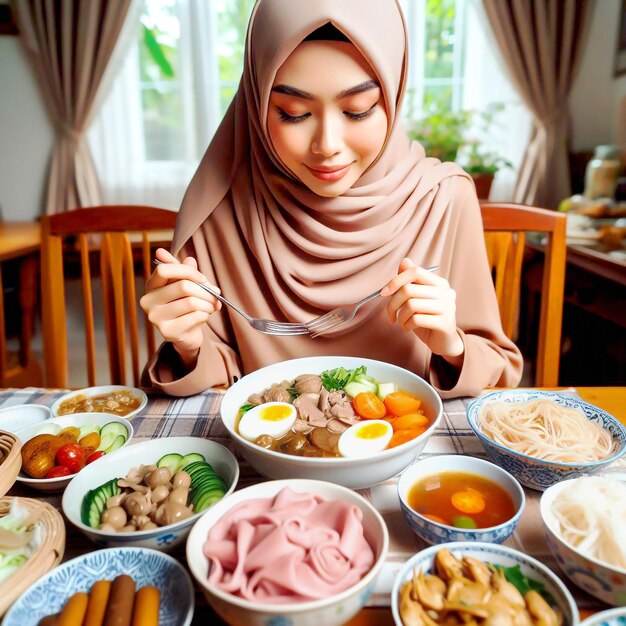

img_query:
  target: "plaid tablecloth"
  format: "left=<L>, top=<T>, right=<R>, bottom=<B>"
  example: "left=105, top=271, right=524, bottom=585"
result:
left=1, top=388, right=605, bottom=612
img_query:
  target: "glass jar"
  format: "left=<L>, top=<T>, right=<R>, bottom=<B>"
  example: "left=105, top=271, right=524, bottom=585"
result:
left=583, top=145, right=621, bottom=200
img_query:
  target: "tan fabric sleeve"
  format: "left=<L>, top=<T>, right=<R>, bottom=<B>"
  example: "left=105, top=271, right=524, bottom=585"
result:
left=142, top=239, right=242, bottom=396
left=427, top=176, right=523, bottom=398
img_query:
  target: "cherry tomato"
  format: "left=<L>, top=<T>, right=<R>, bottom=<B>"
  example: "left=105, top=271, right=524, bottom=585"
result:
left=46, top=465, right=72, bottom=479
left=383, top=391, right=422, bottom=416
left=56, top=443, right=86, bottom=473
left=86, top=450, right=106, bottom=464
left=352, top=392, right=386, bottom=419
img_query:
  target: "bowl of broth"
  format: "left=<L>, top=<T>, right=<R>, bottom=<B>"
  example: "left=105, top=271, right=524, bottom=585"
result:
left=219, top=356, right=443, bottom=489
left=397, top=454, right=525, bottom=544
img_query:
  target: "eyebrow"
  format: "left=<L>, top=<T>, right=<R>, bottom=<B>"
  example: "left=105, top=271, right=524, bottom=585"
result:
left=271, top=79, right=380, bottom=101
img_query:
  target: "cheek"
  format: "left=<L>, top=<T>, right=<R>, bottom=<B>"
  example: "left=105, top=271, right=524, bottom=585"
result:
left=267, top=117, right=310, bottom=164
left=348, top=115, right=388, bottom=163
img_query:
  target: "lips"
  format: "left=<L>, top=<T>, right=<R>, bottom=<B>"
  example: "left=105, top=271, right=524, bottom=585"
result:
left=305, top=163, right=353, bottom=182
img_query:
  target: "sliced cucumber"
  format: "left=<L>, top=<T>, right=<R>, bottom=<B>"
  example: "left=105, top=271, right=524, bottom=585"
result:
left=100, top=422, right=128, bottom=439
left=105, top=434, right=126, bottom=454
left=344, top=381, right=377, bottom=398
left=78, top=423, right=100, bottom=439
left=376, top=382, right=397, bottom=401
left=36, top=423, right=61, bottom=435
left=187, top=461, right=228, bottom=513
left=81, top=478, right=121, bottom=528
left=96, top=432, right=116, bottom=452
left=156, top=453, right=184, bottom=475
left=178, top=453, right=205, bottom=471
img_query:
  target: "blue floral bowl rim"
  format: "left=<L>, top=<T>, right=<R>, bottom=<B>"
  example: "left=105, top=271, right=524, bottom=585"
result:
left=397, top=454, right=526, bottom=535
left=4, top=546, right=194, bottom=622
left=580, top=607, right=626, bottom=626
left=466, top=390, right=626, bottom=468
left=390, top=541, right=579, bottom=626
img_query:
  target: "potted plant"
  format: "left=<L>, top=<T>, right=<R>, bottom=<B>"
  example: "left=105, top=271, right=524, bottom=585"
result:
left=407, top=102, right=512, bottom=199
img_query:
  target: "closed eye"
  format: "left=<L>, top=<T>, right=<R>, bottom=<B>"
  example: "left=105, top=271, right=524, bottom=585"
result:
left=344, top=103, right=377, bottom=121
left=277, top=108, right=311, bottom=123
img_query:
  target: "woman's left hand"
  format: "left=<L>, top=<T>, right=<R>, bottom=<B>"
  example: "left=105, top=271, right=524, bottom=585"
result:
left=380, top=258, right=464, bottom=360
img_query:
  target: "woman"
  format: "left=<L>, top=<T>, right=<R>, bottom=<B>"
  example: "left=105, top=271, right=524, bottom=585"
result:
left=140, top=0, right=523, bottom=399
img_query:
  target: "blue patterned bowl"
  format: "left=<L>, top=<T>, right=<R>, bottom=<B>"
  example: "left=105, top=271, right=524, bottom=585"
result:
left=581, top=608, right=626, bottom=626
left=541, top=477, right=626, bottom=606
left=397, top=454, right=525, bottom=544
left=3, top=547, right=194, bottom=626
left=466, top=390, right=626, bottom=491
left=391, top=542, right=579, bottom=626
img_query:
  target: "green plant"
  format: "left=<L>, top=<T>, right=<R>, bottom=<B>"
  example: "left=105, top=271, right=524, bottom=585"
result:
left=407, top=100, right=512, bottom=175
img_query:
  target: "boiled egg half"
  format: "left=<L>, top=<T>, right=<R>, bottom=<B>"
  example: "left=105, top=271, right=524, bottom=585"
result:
left=238, top=402, right=297, bottom=442
left=338, top=420, right=393, bottom=459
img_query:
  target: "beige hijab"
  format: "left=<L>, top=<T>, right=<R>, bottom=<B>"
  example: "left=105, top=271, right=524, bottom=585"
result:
left=171, top=0, right=469, bottom=333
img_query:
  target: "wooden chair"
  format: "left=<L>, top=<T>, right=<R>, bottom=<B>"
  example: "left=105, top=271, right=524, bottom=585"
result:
left=40, top=206, right=178, bottom=388
left=480, top=202, right=567, bottom=387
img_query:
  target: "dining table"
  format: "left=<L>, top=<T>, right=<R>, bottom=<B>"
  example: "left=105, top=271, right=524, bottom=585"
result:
left=2, top=385, right=624, bottom=625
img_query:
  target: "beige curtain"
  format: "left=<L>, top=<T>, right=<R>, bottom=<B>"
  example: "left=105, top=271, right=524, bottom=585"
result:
left=12, top=0, right=133, bottom=214
left=483, top=0, right=594, bottom=208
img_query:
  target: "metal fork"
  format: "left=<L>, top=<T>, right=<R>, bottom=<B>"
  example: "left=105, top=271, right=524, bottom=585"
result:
left=153, top=259, right=438, bottom=337
left=305, top=265, right=439, bottom=338
left=153, top=259, right=310, bottom=336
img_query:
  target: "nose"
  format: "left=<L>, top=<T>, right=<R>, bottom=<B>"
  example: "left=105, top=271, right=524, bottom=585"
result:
left=311, top=112, right=343, bottom=157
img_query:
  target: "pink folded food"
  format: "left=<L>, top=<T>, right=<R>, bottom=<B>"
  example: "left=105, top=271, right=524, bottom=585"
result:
left=202, top=487, right=375, bottom=604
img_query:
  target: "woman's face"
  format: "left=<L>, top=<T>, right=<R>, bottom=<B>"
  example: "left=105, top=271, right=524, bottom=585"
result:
left=268, top=41, right=388, bottom=197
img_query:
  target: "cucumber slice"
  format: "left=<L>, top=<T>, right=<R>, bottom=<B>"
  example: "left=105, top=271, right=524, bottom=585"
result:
left=96, top=432, right=116, bottom=452
left=156, top=453, right=184, bottom=475
left=344, top=381, right=377, bottom=398
left=100, top=422, right=129, bottom=440
left=355, top=373, right=378, bottom=384
left=104, top=434, right=126, bottom=454
left=178, top=453, right=205, bottom=471
left=78, top=423, right=100, bottom=439
left=36, top=423, right=61, bottom=435
left=189, top=463, right=228, bottom=512
left=376, top=382, right=397, bottom=401
left=81, top=478, right=121, bottom=528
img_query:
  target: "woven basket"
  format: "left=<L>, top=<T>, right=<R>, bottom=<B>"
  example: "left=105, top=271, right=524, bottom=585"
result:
left=0, top=431, right=22, bottom=497
left=0, top=497, right=66, bottom=616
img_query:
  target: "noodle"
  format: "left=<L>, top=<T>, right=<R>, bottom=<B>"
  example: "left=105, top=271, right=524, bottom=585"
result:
left=477, top=399, right=617, bottom=463
left=550, top=476, right=626, bottom=570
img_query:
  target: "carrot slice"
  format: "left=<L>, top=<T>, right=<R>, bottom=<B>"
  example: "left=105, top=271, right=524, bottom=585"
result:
left=383, top=391, right=422, bottom=416
left=387, top=428, right=424, bottom=448
left=352, top=392, right=387, bottom=419
left=392, top=413, right=429, bottom=432
left=451, top=488, right=486, bottom=514
left=422, top=513, right=447, bottom=525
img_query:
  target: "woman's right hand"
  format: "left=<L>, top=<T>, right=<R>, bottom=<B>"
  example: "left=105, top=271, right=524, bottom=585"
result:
left=140, top=248, right=223, bottom=367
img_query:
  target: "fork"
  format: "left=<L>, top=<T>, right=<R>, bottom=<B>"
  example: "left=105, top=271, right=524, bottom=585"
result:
left=305, top=265, right=439, bottom=338
left=153, top=259, right=438, bottom=337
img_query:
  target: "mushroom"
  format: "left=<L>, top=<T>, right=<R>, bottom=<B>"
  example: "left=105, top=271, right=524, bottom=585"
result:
left=281, top=433, right=308, bottom=455
left=524, top=591, right=561, bottom=626
left=491, top=569, right=525, bottom=608
left=106, top=493, right=126, bottom=509
left=151, top=484, right=170, bottom=504
left=156, top=502, right=193, bottom=526
left=171, top=471, right=191, bottom=490
left=101, top=506, right=127, bottom=530
left=117, top=478, right=149, bottom=494
left=144, top=466, right=171, bottom=489
left=294, top=374, right=322, bottom=395
left=123, top=492, right=152, bottom=517
left=446, top=576, right=490, bottom=606
left=263, top=383, right=292, bottom=404
left=399, top=582, right=441, bottom=626
left=414, top=568, right=446, bottom=611
left=309, top=428, right=340, bottom=454
left=167, top=487, right=189, bottom=506
left=435, top=548, right=464, bottom=581
left=463, top=556, right=492, bottom=588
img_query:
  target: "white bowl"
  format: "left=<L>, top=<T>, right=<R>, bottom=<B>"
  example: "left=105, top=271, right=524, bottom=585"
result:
left=50, top=385, right=148, bottom=419
left=15, top=413, right=134, bottom=492
left=580, top=608, right=626, bottom=626
left=391, top=542, right=579, bottom=626
left=541, top=477, right=626, bottom=606
left=186, top=479, right=389, bottom=626
left=3, top=547, right=194, bottom=626
left=0, top=404, right=51, bottom=433
left=220, top=356, right=443, bottom=489
left=63, top=436, right=239, bottom=551
left=397, top=454, right=525, bottom=544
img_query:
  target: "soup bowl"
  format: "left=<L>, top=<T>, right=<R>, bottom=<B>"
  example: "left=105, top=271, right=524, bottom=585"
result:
left=391, top=542, right=579, bottom=626
left=219, top=356, right=443, bottom=489
left=467, top=390, right=626, bottom=491
left=540, top=476, right=626, bottom=606
left=186, top=478, right=388, bottom=626
left=50, top=385, right=147, bottom=419
left=397, top=454, right=525, bottom=545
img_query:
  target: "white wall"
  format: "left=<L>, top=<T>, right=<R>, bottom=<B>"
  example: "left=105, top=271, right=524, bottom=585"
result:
left=0, top=36, right=53, bottom=221
left=570, top=0, right=621, bottom=151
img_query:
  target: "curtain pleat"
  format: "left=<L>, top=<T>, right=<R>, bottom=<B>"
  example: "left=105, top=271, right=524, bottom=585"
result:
left=483, top=0, right=594, bottom=208
left=12, top=0, right=133, bottom=214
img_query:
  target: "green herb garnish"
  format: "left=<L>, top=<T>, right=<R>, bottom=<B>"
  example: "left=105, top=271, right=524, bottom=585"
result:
left=492, top=564, right=555, bottom=604
left=320, top=365, right=368, bottom=391
left=239, top=404, right=255, bottom=414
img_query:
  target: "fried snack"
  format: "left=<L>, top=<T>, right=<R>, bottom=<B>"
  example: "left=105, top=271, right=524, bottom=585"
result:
left=103, top=575, right=136, bottom=626
left=131, top=586, right=160, bottom=626
left=84, top=579, right=112, bottom=626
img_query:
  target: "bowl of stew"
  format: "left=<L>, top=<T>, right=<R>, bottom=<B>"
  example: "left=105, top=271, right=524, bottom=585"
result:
left=50, top=385, right=148, bottom=420
left=219, top=356, right=443, bottom=489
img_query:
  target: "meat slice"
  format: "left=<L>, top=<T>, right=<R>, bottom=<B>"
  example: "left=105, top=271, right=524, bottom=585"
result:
left=327, top=419, right=349, bottom=434
left=331, top=403, right=358, bottom=421
left=293, top=418, right=314, bottom=434
left=293, top=393, right=325, bottom=422
left=319, top=387, right=330, bottom=413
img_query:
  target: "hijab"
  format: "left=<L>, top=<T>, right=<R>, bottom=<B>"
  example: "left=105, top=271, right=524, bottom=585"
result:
left=171, top=0, right=469, bottom=335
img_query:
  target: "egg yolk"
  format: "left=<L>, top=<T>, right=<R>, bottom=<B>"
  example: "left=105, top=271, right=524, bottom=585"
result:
left=356, top=423, right=389, bottom=439
left=260, top=405, right=293, bottom=421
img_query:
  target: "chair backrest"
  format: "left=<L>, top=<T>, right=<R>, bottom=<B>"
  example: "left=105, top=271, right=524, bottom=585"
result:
left=41, top=206, right=178, bottom=388
left=480, top=202, right=567, bottom=387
